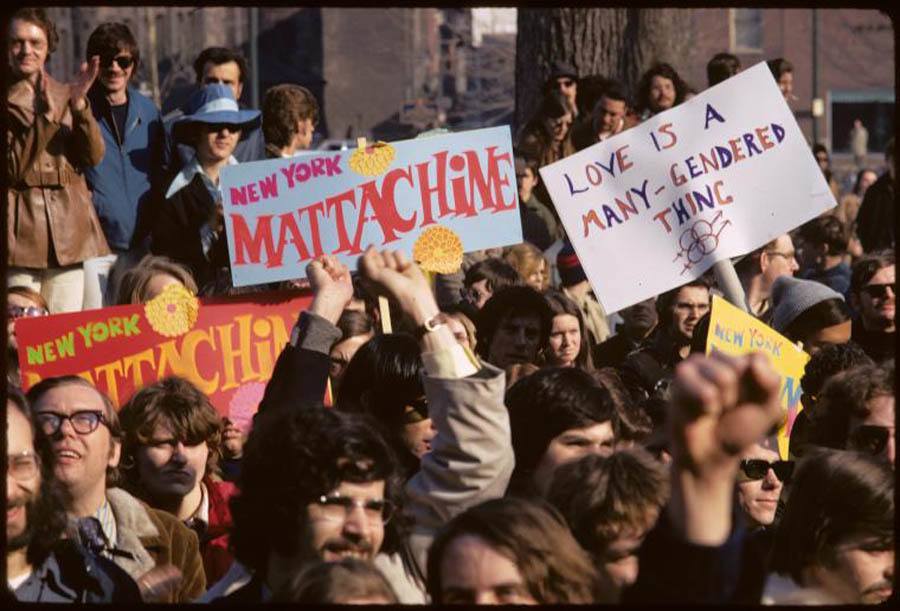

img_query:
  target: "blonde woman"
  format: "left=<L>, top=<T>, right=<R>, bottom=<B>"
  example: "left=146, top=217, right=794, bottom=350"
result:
left=505, top=243, right=549, bottom=292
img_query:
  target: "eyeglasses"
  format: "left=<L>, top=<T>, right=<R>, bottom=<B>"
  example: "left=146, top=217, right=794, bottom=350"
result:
left=313, top=494, right=396, bottom=524
left=849, top=425, right=890, bottom=457
left=8, top=451, right=40, bottom=482
left=8, top=305, right=48, bottom=319
left=739, top=459, right=795, bottom=482
left=861, top=283, right=895, bottom=300
left=35, top=410, right=108, bottom=436
left=101, top=55, right=134, bottom=70
left=557, top=78, right=575, bottom=89
left=765, top=250, right=796, bottom=261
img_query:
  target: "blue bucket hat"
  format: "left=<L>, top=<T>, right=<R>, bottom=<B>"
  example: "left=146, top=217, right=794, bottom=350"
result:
left=172, top=83, right=261, bottom=145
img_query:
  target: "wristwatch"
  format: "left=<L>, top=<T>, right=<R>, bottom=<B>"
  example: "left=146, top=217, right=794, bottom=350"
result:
left=415, top=313, right=446, bottom=339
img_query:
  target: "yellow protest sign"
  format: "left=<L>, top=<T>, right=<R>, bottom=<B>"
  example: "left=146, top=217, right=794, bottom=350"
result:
left=706, top=295, right=810, bottom=459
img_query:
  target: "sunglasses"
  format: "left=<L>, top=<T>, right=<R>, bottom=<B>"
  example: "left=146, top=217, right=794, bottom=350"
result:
left=206, top=123, right=242, bottom=134
left=402, top=397, right=429, bottom=424
left=849, top=425, right=890, bottom=457
left=8, top=305, right=48, bottom=319
left=861, top=283, right=895, bottom=300
left=101, top=55, right=134, bottom=70
left=557, top=78, right=575, bottom=88
left=739, top=459, right=795, bottom=482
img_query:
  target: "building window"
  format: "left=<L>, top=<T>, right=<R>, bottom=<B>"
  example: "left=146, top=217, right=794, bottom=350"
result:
left=730, top=8, right=763, bottom=53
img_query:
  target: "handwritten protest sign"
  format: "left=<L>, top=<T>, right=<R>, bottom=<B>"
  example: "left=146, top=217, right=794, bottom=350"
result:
left=220, top=126, right=522, bottom=286
left=540, top=62, right=837, bottom=314
left=706, top=295, right=810, bottom=459
left=16, top=288, right=312, bottom=430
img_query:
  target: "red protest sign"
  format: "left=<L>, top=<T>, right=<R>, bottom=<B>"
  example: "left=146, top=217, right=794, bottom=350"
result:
left=16, top=289, right=312, bottom=427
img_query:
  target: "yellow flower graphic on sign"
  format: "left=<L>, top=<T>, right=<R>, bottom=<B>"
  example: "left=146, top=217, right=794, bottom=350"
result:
left=144, top=284, right=199, bottom=338
left=349, top=141, right=395, bottom=177
left=413, top=225, right=464, bottom=274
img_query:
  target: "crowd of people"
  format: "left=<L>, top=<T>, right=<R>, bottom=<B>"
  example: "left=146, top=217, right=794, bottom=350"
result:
left=6, top=7, right=895, bottom=605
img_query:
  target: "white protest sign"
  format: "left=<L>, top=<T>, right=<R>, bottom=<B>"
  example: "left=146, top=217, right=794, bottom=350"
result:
left=539, top=62, right=837, bottom=314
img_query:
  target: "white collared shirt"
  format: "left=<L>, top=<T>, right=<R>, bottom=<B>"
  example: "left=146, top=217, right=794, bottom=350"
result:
left=165, top=153, right=238, bottom=200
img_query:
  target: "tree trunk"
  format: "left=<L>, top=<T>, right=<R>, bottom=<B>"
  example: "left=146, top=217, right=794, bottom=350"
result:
left=515, top=8, right=692, bottom=130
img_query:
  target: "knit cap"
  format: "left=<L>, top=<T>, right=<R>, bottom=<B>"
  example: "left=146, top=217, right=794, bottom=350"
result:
left=770, top=275, right=844, bottom=333
left=557, top=242, right=587, bottom=287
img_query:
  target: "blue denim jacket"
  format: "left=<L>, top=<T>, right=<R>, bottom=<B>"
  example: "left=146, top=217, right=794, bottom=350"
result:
left=84, top=85, right=169, bottom=251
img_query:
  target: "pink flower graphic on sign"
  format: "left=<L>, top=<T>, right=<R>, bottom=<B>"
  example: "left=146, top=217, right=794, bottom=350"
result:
left=228, top=382, right=265, bottom=434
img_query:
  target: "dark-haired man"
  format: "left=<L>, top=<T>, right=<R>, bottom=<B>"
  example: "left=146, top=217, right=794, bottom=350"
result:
left=83, top=22, right=168, bottom=309
left=798, top=216, right=851, bottom=300
left=850, top=250, right=895, bottom=362
left=506, top=367, right=618, bottom=497
left=463, top=257, right=521, bottom=311
left=165, top=46, right=265, bottom=168
left=7, top=387, right=141, bottom=602
left=593, top=297, right=657, bottom=369
left=475, top=285, right=553, bottom=369
left=622, top=279, right=710, bottom=402
left=856, top=139, right=894, bottom=253
left=591, top=81, right=630, bottom=143
left=764, top=450, right=894, bottom=603
left=707, top=52, right=741, bottom=87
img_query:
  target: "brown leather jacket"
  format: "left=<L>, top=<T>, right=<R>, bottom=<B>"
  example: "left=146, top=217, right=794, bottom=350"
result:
left=6, top=72, right=110, bottom=268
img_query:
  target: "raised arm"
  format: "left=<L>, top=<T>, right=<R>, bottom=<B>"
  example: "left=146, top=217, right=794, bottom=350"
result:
left=256, top=256, right=352, bottom=416
left=626, top=351, right=782, bottom=603
left=357, top=247, right=513, bottom=575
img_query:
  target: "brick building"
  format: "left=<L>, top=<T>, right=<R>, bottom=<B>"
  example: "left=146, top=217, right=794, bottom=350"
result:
left=679, top=8, right=894, bottom=158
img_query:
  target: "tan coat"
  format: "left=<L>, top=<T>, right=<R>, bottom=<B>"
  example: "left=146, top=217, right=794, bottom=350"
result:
left=6, top=72, right=109, bottom=268
left=106, top=487, right=206, bottom=603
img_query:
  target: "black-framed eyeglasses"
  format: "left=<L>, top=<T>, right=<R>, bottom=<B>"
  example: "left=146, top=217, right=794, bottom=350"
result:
left=8, top=305, right=48, bottom=319
left=860, top=283, right=895, bottom=300
left=849, top=425, right=890, bottom=457
left=101, top=55, right=134, bottom=70
left=35, top=410, right=107, bottom=436
left=8, top=450, right=41, bottom=482
left=313, top=494, right=396, bottom=524
left=739, top=459, right=794, bottom=482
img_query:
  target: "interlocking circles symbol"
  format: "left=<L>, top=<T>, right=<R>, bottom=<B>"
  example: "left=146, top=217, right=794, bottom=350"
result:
left=672, top=211, right=732, bottom=275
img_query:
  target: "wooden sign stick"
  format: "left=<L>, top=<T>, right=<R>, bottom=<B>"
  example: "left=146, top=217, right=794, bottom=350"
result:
left=357, top=135, right=392, bottom=333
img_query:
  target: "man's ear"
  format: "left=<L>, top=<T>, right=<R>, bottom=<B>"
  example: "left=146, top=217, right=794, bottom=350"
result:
left=108, top=439, right=122, bottom=469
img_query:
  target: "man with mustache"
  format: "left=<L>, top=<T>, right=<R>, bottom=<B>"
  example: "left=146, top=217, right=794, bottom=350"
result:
left=118, top=376, right=238, bottom=585
left=7, top=385, right=140, bottom=601
left=26, top=376, right=206, bottom=602
left=621, top=278, right=711, bottom=402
